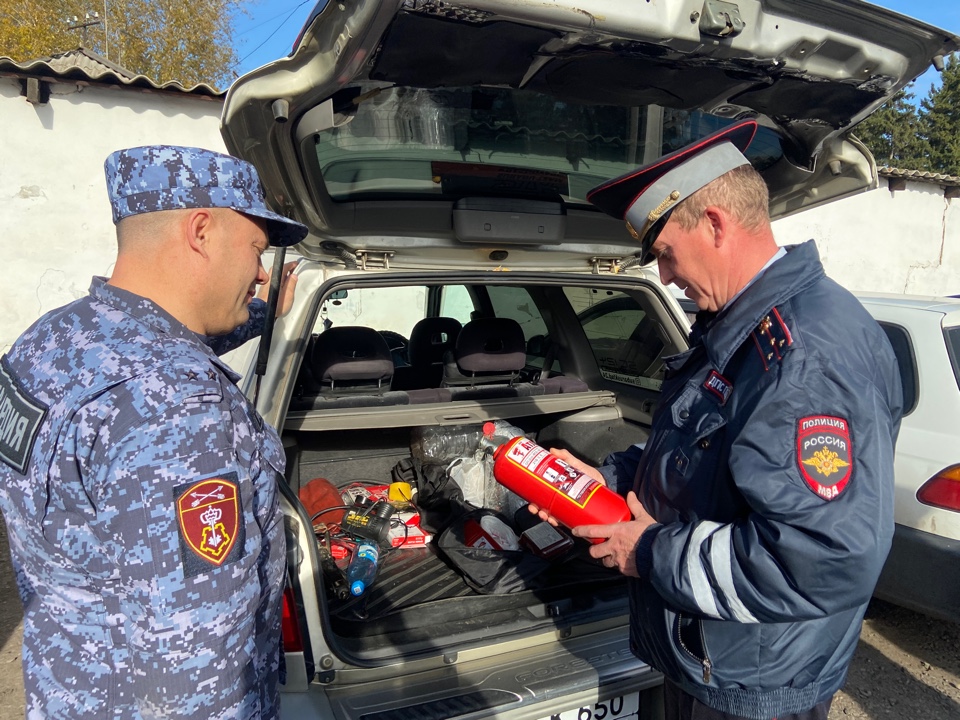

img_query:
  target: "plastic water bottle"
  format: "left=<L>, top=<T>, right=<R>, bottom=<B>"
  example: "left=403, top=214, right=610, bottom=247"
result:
left=411, top=424, right=483, bottom=464
left=478, top=420, right=527, bottom=513
left=347, top=541, right=380, bottom=596
left=478, top=420, right=525, bottom=453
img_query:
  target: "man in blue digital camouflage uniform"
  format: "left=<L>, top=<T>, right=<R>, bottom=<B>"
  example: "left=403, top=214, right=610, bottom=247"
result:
left=0, top=145, right=307, bottom=718
left=541, top=121, right=903, bottom=720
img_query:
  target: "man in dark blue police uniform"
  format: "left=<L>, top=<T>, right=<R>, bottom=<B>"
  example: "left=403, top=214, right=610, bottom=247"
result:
left=541, top=120, right=903, bottom=720
left=0, top=146, right=307, bottom=718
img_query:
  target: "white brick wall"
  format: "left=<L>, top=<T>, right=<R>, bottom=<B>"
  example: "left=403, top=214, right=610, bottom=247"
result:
left=0, top=77, right=225, bottom=353
left=773, top=181, right=960, bottom=296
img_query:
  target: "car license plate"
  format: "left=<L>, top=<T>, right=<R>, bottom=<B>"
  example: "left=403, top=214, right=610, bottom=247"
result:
left=538, top=691, right=639, bottom=720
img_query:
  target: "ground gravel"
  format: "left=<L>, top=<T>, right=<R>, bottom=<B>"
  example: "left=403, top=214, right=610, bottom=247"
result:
left=830, top=599, right=960, bottom=719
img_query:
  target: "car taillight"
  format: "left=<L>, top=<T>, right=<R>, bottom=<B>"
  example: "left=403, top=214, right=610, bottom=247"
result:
left=916, top=465, right=960, bottom=512
left=282, top=586, right=304, bottom=653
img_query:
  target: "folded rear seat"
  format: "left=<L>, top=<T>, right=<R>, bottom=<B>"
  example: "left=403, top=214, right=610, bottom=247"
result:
left=287, top=319, right=587, bottom=412
left=292, top=326, right=410, bottom=410
left=537, top=375, right=589, bottom=394
left=441, top=318, right=544, bottom=400
left=522, top=335, right=589, bottom=394
left=405, top=387, right=452, bottom=404
left=393, top=317, right=462, bottom=392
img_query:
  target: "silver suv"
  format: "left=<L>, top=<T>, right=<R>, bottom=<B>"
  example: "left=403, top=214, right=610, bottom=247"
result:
left=220, top=1, right=957, bottom=717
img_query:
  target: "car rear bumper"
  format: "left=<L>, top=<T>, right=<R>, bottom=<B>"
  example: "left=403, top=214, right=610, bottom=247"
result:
left=874, top=522, right=960, bottom=622
left=278, top=623, right=663, bottom=719
left=280, top=675, right=665, bottom=720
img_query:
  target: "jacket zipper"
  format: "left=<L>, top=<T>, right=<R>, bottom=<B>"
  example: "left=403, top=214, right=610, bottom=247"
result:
left=676, top=613, right=713, bottom=683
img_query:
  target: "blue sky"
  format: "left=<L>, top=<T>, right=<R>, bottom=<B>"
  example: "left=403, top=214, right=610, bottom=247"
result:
left=867, top=0, right=960, bottom=97
left=231, top=0, right=317, bottom=78
left=231, top=0, right=960, bottom=90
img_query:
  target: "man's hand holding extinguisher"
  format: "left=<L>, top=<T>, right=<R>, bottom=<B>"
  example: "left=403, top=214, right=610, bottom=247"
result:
left=528, top=448, right=657, bottom=579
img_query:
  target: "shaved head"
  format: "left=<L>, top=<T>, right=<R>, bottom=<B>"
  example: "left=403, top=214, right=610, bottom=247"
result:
left=116, top=209, right=191, bottom=250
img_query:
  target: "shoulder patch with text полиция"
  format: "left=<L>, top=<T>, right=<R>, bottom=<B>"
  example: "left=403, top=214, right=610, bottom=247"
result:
left=796, top=415, right=852, bottom=501
left=0, top=358, right=47, bottom=475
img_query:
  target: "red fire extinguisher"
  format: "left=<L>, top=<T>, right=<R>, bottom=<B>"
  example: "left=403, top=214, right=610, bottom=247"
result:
left=492, top=436, right=630, bottom=543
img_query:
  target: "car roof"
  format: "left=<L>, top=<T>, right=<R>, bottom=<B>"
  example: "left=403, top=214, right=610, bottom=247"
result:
left=854, top=290, right=960, bottom=318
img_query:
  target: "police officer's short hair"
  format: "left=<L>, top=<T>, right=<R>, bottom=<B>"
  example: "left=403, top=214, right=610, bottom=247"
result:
left=672, top=164, right=770, bottom=234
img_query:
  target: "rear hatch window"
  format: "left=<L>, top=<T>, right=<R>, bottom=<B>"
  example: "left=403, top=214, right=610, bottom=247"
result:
left=877, top=322, right=919, bottom=415
left=945, top=326, right=960, bottom=393
left=313, top=86, right=784, bottom=206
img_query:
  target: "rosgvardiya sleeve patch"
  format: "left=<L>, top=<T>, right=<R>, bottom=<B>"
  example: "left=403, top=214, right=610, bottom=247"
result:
left=173, top=473, right=245, bottom=577
left=796, top=415, right=852, bottom=500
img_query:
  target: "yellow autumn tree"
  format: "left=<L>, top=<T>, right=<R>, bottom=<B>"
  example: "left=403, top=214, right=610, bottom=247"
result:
left=0, top=0, right=248, bottom=90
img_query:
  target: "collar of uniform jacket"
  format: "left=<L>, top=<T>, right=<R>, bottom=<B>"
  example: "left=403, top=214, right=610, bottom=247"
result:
left=695, top=241, right=826, bottom=373
left=88, top=277, right=242, bottom=383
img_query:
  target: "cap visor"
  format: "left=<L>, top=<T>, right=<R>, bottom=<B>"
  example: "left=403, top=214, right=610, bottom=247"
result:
left=240, top=206, right=309, bottom=247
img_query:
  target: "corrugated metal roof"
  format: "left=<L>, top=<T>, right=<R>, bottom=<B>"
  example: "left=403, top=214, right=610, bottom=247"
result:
left=0, top=47, right=223, bottom=97
left=878, top=166, right=960, bottom=187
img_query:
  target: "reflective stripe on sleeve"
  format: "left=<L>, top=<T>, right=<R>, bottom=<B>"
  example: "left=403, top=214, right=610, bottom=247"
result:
left=687, top=521, right=722, bottom=619
left=711, top=524, right=759, bottom=623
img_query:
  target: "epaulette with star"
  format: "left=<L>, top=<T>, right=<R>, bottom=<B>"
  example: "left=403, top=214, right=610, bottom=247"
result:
left=750, top=307, right=793, bottom=371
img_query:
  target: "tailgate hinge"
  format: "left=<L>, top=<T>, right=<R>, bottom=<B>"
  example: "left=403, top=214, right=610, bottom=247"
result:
left=589, top=256, right=642, bottom=274
left=355, top=250, right=395, bottom=270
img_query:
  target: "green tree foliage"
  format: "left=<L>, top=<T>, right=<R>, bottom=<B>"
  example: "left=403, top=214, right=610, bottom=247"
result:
left=854, top=54, right=960, bottom=176
left=0, top=0, right=247, bottom=90
left=853, top=87, right=930, bottom=171
left=918, top=54, right=960, bottom=176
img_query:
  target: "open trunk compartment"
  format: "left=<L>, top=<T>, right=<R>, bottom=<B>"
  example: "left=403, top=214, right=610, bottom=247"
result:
left=281, top=405, right=647, bottom=663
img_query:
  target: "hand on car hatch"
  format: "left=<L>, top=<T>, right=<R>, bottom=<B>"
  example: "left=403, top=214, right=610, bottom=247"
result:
left=257, top=260, right=299, bottom=317
left=572, top=492, right=655, bottom=578
left=528, top=447, right=606, bottom=526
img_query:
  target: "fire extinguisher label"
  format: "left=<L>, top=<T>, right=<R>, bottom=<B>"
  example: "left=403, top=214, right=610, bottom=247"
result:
left=506, top=437, right=601, bottom=505
left=507, top=439, right=549, bottom=470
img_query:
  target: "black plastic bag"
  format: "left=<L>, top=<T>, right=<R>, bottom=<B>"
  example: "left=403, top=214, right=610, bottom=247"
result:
left=390, top=457, right=468, bottom=533
left=436, top=509, right=551, bottom=594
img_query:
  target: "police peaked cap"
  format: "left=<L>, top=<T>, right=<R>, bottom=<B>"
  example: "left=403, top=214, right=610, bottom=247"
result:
left=587, top=119, right=758, bottom=264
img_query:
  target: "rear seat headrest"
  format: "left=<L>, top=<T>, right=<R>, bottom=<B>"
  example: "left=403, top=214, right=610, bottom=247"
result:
left=454, top=318, right=526, bottom=374
left=408, top=316, right=462, bottom=366
left=310, top=326, right=394, bottom=390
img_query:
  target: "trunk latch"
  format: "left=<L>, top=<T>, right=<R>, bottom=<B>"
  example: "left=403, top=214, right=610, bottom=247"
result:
left=697, top=0, right=745, bottom=38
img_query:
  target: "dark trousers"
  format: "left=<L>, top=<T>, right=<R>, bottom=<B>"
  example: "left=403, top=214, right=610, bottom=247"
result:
left=663, top=679, right=832, bottom=720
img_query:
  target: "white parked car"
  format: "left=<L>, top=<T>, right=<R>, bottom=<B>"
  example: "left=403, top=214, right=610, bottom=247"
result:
left=856, top=293, right=960, bottom=622
left=219, top=0, right=957, bottom=717
left=673, top=288, right=960, bottom=622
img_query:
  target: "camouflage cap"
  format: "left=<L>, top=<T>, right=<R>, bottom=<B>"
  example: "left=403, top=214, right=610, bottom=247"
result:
left=104, top=145, right=308, bottom=247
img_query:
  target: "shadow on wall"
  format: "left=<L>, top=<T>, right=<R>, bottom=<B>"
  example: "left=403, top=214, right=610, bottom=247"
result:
left=90, top=86, right=224, bottom=124
left=2, top=75, right=224, bottom=136
left=0, top=80, right=52, bottom=130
